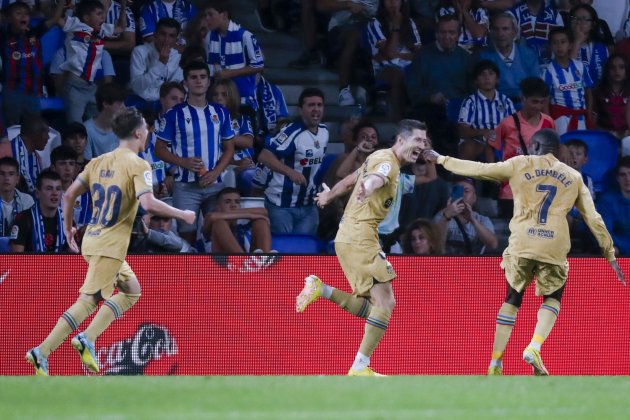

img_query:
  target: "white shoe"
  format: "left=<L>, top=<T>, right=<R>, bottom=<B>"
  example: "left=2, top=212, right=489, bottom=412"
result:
left=338, top=87, right=356, bottom=106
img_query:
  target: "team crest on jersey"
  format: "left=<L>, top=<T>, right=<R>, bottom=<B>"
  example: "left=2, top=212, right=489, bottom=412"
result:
left=231, top=120, right=239, bottom=130
left=377, top=162, right=392, bottom=177
left=84, top=35, right=91, bottom=43
left=144, top=170, right=153, bottom=186
left=212, top=114, right=219, bottom=123
left=12, top=51, right=21, bottom=60
left=158, top=117, right=166, bottom=132
left=74, top=199, right=82, bottom=209
left=384, top=198, right=393, bottom=209
left=305, top=149, right=313, bottom=157
left=10, top=225, right=18, bottom=240
left=276, top=132, right=288, bottom=144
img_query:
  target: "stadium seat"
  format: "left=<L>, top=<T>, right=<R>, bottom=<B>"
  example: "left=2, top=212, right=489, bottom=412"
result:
left=0, top=237, right=10, bottom=253
left=271, top=234, right=322, bottom=253
left=236, top=167, right=258, bottom=196
left=560, top=130, right=619, bottom=193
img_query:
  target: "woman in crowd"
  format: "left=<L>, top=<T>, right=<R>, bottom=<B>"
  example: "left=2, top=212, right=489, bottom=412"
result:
left=400, top=218, right=444, bottom=255
left=593, top=54, right=630, bottom=139
left=569, top=3, right=609, bottom=84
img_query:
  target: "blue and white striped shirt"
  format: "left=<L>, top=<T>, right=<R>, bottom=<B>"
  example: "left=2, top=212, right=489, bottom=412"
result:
left=230, top=114, right=255, bottom=161
left=105, top=1, right=135, bottom=39
left=365, top=17, right=421, bottom=73
left=10, top=134, right=41, bottom=194
left=542, top=59, right=594, bottom=110
left=508, top=3, right=563, bottom=64
left=155, top=102, right=235, bottom=183
left=578, top=41, right=609, bottom=84
left=458, top=90, right=515, bottom=129
left=437, top=7, right=488, bottom=49
left=139, top=133, right=171, bottom=186
left=264, top=121, right=329, bottom=208
left=138, top=0, right=195, bottom=38
left=207, top=20, right=264, bottom=104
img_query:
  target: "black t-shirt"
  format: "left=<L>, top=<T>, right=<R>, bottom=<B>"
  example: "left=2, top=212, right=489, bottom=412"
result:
left=10, top=209, right=61, bottom=252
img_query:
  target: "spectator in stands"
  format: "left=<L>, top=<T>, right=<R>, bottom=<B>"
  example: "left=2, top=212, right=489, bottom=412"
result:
left=321, top=116, right=360, bottom=188
left=61, top=122, right=89, bottom=174
left=565, top=138, right=596, bottom=253
left=568, top=3, right=608, bottom=84
left=457, top=59, right=515, bottom=161
left=0, top=113, right=50, bottom=194
left=211, top=79, right=255, bottom=173
left=59, top=0, right=127, bottom=123
left=597, top=157, right=630, bottom=257
left=366, top=0, right=422, bottom=121
left=100, top=0, right=136, bottom=55
left=183, top=10, right=211, bottom=52
left=562, top=0, right=614, bottom=47
left=138, top=0, right=194, bottom=47
left=205, top=0, right=265, bottom=108
left=432, top=176, right=497, bottom=254
left=202, top=186, right=272, bottom=252
left=179, top=44, right=208, bottom=71
left=130, top=213, right=194, bottom=253
left=399, top=218, right=444, bottom=255
left=476, top=11, right=540, bottom=104
left=489, top=77, right=555, bottom=217
left=593, top=54, right=630, bottom=139
left=49, top=145, right=92, bottom=228
left=84, top=82, right=126, bottom=159
left=287, top=0, right=322, bottom=69
left=258, top=87, right=328, bottom=235
left=129, top=18, right=183, bottom=111
left=435, top=0, right=489, bottom=52
left=318, top=0, right=378, bottom=106
left=407, top=13, right=471, bottom=156
left=138, top=82, right=185, bottom=199
left=9, top=169, right=67, bottom=252
left=0, top=1, right=64, bottom=126
left=508, top=0, right=563, bottom=65
left=154, top=61, right=236, bottom=245
left=0, top=157, right=34, bottom=238
left=335, top=121, right=380, bottom=181
left=542, top=27, right=594, bottom=135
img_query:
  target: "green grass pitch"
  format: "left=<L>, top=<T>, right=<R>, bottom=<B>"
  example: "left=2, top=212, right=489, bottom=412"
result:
left=2, top=376, right=630, bottom=419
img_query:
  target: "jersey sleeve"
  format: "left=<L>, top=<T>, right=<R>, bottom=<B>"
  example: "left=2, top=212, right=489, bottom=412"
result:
left=458, top=96, right=475, bottom=125
left=575, top=180, right=615, bottom=261
left=139, top=6, right=156, bottom=38
left=155, top=108, right=177, bottom=146
left=220, top=108, right=236, bottom=141
left=366, top=153, right=396, bottom=185
left=133, top=159, right=154, bottom=198
left=77, top=158, right=95, bottom=187
left=440, top=155, right=516, bottom=182
left=239, top=115, right=254, bottom=137
left=124, top=7, right=136, bottom=33
left=265, top=126, right=297, bottom=158
left=243, top=31, right=264, bottom=68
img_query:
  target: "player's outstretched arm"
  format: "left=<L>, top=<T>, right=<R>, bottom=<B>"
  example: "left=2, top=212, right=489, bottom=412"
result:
left=139, top=193, right=196, bottom=225
left=357, top=174, right=385, bottom=203
left=316, top=172, right=358, bottom=208
left=63, top=179, right=89, bottom=253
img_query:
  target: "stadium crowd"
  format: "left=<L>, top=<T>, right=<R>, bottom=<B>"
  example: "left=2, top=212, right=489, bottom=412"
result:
left=0, top=0, right=629, bottom=256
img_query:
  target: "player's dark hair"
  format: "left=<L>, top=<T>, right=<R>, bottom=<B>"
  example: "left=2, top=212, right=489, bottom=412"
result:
left=19, top=113, right=48, bottom=137
left=76, top=0, right=105, bottom=22
left=530, top=128, right=560, bottom=155
left=217, top=187, right=240, bottom=200
left=298, top=87, right=325, bottom=107
left=0, top=157, right=20, bottom=171
left=51, top=145, right=78, bottom=165
left=112, top=107, right=145, bottom=140
left=156, top=17, right=181, bottom=35
left=36, top=169, right=61, bottom=190
left=141, top=108, right=158, bottom=130
left=564, top=138, right=589, bottom=156
left=62, top=122, right=88, bottom=143
left=96, top=82, right=126, bottom=112
left=2, top=1, right=30, bottom=16
left=473, top=59, right=500, bottom=79
left=397, top=119, right=427, bottom=140
left=520, top=77, right=549, bottom=98
left=616, top=156, right=630, bottom=174
left=205, top=0, right=231, bottom=18
left=549, top=26, right=573, bottom=44
left=159, top=81, right=186, bottom=99
left=183, top=60, right=210, bottom=80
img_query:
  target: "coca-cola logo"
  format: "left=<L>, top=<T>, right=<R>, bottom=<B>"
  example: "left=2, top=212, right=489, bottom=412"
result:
left=97, top=323, right=178, bottom=375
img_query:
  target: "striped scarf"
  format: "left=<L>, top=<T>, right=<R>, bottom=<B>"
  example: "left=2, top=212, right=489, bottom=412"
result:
left=30, top=201, right=65, bottom=252
left=10, top=135, right=41, bottom=194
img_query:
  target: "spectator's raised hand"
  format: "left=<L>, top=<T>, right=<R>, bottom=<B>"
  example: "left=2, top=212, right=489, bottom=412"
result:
left=357, top=138, right=376, bottom=154
left=159, top=45, right=171, bottom=64
left=444, top=197, right=465, bottom=219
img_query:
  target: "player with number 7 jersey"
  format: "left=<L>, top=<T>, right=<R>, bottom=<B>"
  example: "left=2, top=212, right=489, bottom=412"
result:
left=25, top=108, right=195, bottom=376
left=423, top=128, right=625, bottom=377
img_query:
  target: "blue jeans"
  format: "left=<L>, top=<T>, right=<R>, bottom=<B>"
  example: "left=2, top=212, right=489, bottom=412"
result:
left=265, top=200, right=319, bottom=235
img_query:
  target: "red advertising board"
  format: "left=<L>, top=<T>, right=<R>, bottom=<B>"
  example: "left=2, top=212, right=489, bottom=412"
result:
left=0, top=255, right=628, bottom=375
